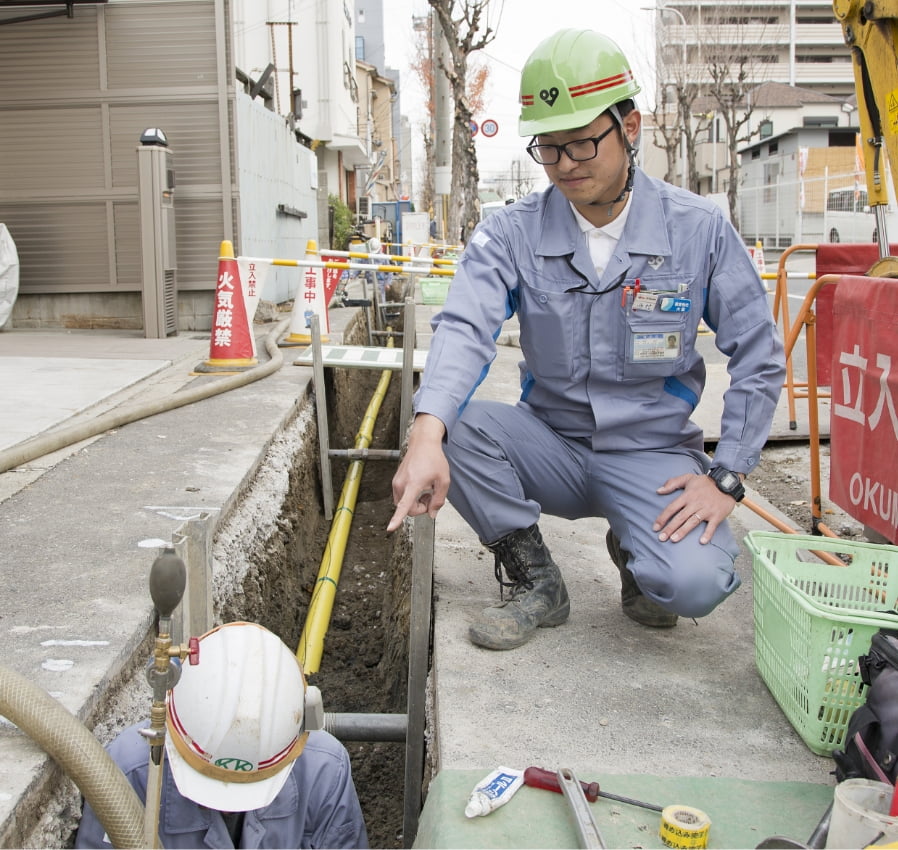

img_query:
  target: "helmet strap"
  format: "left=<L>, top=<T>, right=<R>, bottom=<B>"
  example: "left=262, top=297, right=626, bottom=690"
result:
left=591, top=105, right=637, bottom=216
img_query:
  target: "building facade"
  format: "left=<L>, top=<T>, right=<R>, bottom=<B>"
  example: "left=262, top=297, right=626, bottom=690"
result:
left=655, top=1, right=852, bottom=100
left=0, top=0, right=405, bottom=331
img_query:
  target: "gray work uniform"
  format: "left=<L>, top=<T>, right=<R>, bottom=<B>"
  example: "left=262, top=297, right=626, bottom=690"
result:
left=75, top=723, right=369, bottom=849
left=414, top=168, right=785, bottom=618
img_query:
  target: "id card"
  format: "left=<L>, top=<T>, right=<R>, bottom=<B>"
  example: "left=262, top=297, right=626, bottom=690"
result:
left=631, top=331, right=680, bottom=361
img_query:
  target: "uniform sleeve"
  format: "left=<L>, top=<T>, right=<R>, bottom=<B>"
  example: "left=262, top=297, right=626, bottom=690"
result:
left=74, top=725, right=149, bottom=849
left=705, top=216, right=786, bottom=473
left=414, top=215, right=521, bottom=436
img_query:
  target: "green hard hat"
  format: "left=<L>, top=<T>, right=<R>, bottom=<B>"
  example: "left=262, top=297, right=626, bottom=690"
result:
left=518, top=29, right=641, bottom=136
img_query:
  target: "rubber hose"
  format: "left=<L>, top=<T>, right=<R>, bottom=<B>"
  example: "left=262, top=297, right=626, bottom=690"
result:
left=0, top=664, right=150, bottom=849
left=0, top=319, right=290, bottom=475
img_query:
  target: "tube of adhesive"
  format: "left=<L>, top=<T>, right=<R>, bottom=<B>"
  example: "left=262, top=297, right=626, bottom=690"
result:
left=464, top=766, right=525, bottom=818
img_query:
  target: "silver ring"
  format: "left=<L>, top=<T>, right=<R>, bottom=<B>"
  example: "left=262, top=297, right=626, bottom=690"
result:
left=693, top=513, right=702, bottom=522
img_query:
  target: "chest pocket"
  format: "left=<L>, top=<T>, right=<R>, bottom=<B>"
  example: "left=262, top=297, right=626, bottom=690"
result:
left=518, top=280, right=591, bottom=380
left=618, top=277, right=697, bottom=381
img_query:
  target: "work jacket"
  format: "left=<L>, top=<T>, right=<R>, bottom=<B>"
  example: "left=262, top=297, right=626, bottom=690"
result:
left=75, top=724, right=368, bottom=849
left=417, top=168, right=786, bottom=474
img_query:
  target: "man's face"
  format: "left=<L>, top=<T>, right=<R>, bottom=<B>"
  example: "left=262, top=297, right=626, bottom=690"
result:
left=533, top=110, right=640, bottom=214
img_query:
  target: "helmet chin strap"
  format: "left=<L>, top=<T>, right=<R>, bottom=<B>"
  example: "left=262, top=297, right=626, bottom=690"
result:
left=589, top=105, right=637, bottom=216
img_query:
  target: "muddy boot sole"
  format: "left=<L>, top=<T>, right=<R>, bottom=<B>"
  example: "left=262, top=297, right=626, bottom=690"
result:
left=468, top=598, right=570, bottom=650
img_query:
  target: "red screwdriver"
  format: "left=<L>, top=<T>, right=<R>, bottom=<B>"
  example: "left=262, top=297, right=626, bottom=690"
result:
left=523, top=766, right=664, bottom=813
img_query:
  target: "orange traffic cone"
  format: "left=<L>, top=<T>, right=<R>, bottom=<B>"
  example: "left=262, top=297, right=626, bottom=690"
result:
left=281, top=239, right=330, bottom=346
left=194, top=240, right=258, bottom=373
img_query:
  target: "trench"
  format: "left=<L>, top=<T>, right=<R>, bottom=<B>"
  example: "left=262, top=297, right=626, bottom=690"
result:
left=216, top=309, right=415, bottom=849
left=19, top=308, right=418, bottom=849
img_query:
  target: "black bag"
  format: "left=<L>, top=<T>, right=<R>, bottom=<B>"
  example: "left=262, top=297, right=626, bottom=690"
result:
left=833, top=628, right=898, bottom=783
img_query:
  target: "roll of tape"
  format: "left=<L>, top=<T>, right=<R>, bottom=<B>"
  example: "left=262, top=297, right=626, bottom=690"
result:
left=659, top=804, right=711, bottom=849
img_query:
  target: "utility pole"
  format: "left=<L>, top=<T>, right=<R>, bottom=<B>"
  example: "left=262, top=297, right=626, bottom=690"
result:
left=433, top=10, right=452, bottom=237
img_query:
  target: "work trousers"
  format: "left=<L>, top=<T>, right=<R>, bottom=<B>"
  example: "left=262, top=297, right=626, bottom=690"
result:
left=444, top=400, right=742, bottom=618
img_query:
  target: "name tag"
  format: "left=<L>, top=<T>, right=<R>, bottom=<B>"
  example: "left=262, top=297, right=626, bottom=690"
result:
left=660, top=297, right=691, bottom=313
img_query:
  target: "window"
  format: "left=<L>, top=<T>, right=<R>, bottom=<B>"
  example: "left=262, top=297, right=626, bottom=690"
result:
left=356, top=35, right=365, bottom=60
left=829, top=131, right=857, bottom=147
left=827, top=188, right=868, bottom=212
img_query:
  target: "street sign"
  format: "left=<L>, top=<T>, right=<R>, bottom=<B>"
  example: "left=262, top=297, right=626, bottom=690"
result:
left=482, top=119, right=499, bottom=138
left=470, top=120, right=479, bottom=137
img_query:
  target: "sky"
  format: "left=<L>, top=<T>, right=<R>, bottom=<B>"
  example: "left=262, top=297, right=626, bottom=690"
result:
left=383, top=0, right=657, bottom=198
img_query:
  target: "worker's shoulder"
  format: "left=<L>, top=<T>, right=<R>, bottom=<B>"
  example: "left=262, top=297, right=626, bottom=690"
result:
left=642, top=171, right=725, bottom=218
left=105, top=721, right=152, bottom=773
left=300, top=729, right=353, bottom=765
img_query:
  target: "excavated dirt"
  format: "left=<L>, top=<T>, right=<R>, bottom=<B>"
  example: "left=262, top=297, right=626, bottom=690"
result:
left=217, top=340, right=411, bottom=848
left=750, top=439, right=866, bottom=540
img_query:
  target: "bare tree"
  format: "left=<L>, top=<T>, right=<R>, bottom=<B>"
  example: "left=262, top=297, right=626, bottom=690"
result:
left=649, top=83, right=681, bottom=186
left=702, top=1, right=771, bottom=228
left=645, top=2, right=773, bottom=210
left=707, top=60, right=755, bottom=229
left=645, top=7, right=704, bottom=191
left=427, top=0, right=498, bottom=242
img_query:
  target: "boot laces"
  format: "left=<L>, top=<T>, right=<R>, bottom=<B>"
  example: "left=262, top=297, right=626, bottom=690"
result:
left=493, top=553, right=533, bottom=602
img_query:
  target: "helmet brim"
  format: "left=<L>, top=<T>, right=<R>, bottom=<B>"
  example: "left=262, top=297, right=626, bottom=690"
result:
left=519, top=107, right=606, bottom=138
left=165, top=734, right=294, bottom=812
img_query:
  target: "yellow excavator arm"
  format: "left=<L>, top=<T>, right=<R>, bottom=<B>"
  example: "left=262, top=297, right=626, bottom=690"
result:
left=834, top=0, right=898, bottom=271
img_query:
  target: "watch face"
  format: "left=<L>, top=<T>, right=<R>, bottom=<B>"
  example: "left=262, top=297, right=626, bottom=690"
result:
left=719, top=471, right=738, bottom=489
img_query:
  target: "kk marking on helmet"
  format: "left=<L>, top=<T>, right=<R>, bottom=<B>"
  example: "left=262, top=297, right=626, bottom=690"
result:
left=214, top=757, right=256, bottom=772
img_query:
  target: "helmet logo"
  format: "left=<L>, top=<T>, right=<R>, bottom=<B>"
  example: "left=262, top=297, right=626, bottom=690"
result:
left=214, top=757, right=255, bottom=772
left=539, top=87, right=560, bottom=107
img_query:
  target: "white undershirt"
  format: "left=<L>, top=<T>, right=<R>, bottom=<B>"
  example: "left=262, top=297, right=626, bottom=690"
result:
left=570, top=193, right=633, bottom=278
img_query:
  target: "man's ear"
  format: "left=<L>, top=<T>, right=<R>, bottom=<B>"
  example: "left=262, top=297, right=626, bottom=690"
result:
left=622, top=110, right=642, bottom=145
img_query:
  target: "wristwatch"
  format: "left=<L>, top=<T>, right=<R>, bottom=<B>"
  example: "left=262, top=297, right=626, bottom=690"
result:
left=708, top=467, right=746, bottom=502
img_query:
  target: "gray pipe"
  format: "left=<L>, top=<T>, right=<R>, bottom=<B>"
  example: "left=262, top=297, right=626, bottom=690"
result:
left=324, top=712, right=407, bottom=742
left=0, top=319, right=290, bottom=475
left=0, top=664, right=152, bottom=849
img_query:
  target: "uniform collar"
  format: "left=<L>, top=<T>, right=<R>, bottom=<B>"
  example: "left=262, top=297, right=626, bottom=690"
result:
left=536, top=168, right=673, bottom=260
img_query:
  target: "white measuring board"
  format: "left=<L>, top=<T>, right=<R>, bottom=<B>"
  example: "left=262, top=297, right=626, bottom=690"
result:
left=293, top=345, right=429, bottom=372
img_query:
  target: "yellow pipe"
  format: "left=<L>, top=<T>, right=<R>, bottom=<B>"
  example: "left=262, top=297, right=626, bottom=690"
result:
left=297, top=349, right=395, bottom=674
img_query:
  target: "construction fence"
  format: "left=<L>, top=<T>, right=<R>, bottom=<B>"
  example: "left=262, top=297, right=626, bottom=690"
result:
left=738, top=169, right=894, bottom=250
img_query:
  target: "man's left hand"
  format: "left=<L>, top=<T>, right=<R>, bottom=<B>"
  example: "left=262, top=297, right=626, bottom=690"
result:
left=653, top=472, right=740, bottom=545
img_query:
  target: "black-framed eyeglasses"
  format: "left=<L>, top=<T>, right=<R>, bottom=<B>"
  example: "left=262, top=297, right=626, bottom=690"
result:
left=525, top=124, right=617, bottom=165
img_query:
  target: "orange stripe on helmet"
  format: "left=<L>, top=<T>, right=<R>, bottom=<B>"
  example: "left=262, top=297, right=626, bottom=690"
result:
left=569, top=71, right=634, bottom=98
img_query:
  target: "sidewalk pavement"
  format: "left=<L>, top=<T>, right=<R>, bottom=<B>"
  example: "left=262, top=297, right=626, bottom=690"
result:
left=0, top=292, right=838, bottom=848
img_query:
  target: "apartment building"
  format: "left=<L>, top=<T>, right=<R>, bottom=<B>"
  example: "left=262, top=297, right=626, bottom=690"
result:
left=654, top=1, right=852, bottom=100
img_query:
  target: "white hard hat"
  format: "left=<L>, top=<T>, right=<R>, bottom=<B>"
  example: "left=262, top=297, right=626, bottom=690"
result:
left=165, top=621, right=309, bottom=812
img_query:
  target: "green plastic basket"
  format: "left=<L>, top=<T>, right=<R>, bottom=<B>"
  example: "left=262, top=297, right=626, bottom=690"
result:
left=746, top=531, right=898, bottom=756
left=420, top=277, right=451, bottom=305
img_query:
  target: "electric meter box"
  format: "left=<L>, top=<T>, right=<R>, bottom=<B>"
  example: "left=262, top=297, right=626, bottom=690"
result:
left=137, top=129, right=177, bottom=337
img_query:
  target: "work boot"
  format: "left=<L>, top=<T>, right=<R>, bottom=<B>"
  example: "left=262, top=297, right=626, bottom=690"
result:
left=606, top=530, right=678, bottom=628
left=468, top=524, right=570, bottom=650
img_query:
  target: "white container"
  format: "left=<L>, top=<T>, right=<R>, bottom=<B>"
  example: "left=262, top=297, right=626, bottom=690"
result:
left=464, top=766, right=524, bottom=818
left=825, top=779, right=898, bottom=849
